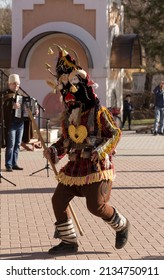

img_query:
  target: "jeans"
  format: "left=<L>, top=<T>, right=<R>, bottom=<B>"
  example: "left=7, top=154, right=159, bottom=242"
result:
left=5, top=119, right=24, bottom=168
left=154, top=106, right=164, bottom=133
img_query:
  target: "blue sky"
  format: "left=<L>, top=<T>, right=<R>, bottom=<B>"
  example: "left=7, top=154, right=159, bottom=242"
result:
left=0, top=0, right=12, bottom=7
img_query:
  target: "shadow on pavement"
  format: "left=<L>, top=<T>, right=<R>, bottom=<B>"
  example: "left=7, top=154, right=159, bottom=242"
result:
left=0, top=250, right=111, bottom=260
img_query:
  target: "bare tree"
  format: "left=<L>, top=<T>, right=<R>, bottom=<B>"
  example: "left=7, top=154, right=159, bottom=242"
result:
left=0, top=0, right=12, bottom=34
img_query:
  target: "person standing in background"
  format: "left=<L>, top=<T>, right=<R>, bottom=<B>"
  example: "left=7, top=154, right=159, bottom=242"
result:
left=3, top=74, right=24, bottom=171
left=153, top=81, right=164, bottom=136
left=122, top=94, right=134, bottom=130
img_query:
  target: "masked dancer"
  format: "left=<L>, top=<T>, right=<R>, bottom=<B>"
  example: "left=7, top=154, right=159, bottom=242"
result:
left=44, top=45, right=130, bottom=254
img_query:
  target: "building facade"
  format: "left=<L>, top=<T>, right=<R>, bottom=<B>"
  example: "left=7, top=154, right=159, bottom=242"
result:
left=4, top=0, right=143, bottom=127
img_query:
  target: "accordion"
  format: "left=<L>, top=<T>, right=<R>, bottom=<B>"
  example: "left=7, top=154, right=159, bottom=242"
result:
left=15, top=95, right=37, bottom=119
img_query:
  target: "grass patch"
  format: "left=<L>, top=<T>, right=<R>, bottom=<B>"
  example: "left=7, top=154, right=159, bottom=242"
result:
left=132, top=119, right=154, bottom=125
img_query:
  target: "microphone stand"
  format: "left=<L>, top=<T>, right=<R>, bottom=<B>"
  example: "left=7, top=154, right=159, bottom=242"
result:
left=29, top=117, right=52, bottom=177
left=0, top=92, right=16, bottom=186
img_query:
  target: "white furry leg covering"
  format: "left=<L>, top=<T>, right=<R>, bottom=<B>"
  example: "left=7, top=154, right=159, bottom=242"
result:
left=54, top=219, right=77, bottom=244
left=105, top=208, right=127, bottom=231
left=104, top=208, right=129, bottom=249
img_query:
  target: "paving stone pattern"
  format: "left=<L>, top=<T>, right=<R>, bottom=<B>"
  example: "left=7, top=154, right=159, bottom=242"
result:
left=0, top=131, right=164, bottom=260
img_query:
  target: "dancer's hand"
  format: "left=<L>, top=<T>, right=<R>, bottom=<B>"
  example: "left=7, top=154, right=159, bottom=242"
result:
left=43, top=147, right=59, bottom=164
left=43, top=148, right=52, bottom=160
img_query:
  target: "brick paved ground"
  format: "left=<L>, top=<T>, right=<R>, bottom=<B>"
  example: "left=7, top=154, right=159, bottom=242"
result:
left=0, top=130, right=164, bottom=260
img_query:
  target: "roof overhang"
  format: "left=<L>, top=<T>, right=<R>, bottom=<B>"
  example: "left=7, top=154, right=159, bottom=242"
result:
left=110, top=34, right=145, bottom=69
left=0, top=33, right=145, bottom=70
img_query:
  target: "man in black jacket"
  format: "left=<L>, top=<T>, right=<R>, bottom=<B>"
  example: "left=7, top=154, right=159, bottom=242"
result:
left=122, top=94, right=133, bottom=130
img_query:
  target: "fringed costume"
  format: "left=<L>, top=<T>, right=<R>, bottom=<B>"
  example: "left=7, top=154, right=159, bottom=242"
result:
left=44, top=45, right=130, bottom=254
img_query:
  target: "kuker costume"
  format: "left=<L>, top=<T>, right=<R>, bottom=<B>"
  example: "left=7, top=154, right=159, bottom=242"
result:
left=45, top=45, right=130, bottom=254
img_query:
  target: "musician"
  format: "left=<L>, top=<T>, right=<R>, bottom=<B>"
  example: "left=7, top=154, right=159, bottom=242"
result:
left=44, top=45, right=130, bottom=254
left=3, top=74, right=24, bottom=171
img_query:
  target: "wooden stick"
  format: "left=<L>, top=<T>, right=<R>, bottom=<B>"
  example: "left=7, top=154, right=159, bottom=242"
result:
left=27, top=108, right=84, bottom=236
